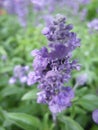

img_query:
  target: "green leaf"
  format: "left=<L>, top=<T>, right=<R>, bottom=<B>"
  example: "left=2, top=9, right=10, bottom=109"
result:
left=76, top=87, right=88, bottom=97
left=90, top=124, right=98, bottom=130
left=0, top=86, right=23, bottom=99
left=7, top=112, right=41, bottom=130
left=0, top=66, right=12, bottom=73
left=3, top=119, right=13, bottom=128
left=74, top=106, right=86, bottom=115
left=0, top=46, right=6, bottom=55
left=21, top=89, right=38, bottom=100
left=78, top=94, right=98, bottom=111
left=0, top=126, right=6, bottom=130
left=0, top=107, right=6, bottom=121
left=43, top=113, right=50, bottom=129
left=59, top=116, right=84, bottom=130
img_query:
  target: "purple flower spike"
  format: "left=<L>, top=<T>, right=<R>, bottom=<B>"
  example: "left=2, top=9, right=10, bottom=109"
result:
left=28, top=15, right=81, bottom=114
left=92, top=109, right=98, bottom=124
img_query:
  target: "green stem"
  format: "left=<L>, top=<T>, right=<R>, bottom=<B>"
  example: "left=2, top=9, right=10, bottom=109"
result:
left=52, top=113, right=58, bottom=130
left=73, top=83, right=79, bottom=91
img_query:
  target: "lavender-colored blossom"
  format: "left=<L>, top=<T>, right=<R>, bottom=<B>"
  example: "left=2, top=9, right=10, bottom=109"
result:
left=87, top=19, right=98, bottom=31
left=80, top=8, right=87, bottom=21
left=49, top=87, right=74, bottom=114
left=31, top=0, right=90, bottom=15
left=76, top=73, right=88, bottom=86
left=0, top=0, right=30, bottom=26
left=31, top=0, right=56, bottom=12
left=42, top=14, right=80, bottom=47
left=60, top=0, right=90, bottom=18
left=31, top=0, right=45, bottom=9
left=1, top=0, right=91, bottom=27
left=80, top=0, right=91, bottom=4
left=14, top=0, right=29, bottom=27
left=9, top=77, right=16, bottom=84
left=28, top=15, right=81, bottom=114
left=27, top=71, right=41, bottom=85
left=9, top=65, right=29, bottom=85
left=92, top=109, right=98, bottom=124
left=3, top=0, right=16, bottom=14
left=0, top=55, right=7, bottom=62
left=20, top=76, right=27, bottom=83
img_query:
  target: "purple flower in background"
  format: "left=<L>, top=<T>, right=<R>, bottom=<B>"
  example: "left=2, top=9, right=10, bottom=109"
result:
left=60, top=0, right=90, bottom=18
left=31, top=0, right=45, bottom=9
left=9, top=65, right=29, bottom=85
left=14, top=0, right=29, bottom=27
left=31, top=0, right=91, bottom=23
left=0, top=55, right=7, bottom=62
left=9, top=77, right=16, bottom=84
left=76, top=73, right=88, bottom=86
left=81, top=0, right=90, bottom=4
left=1, top=0, right=91, bottom=27
left=28, top=15, right=81, bottom=114
left=0, top=0, right=30, bottom=26
left=31, top=0, right=56, bottom=12
left=92, top=109, right=98, bottom=124
left=3, top=0, right=16, bottom=14
left=87, top=19, right=98, bottom=32
left=80, top=8, right=87, bottom=21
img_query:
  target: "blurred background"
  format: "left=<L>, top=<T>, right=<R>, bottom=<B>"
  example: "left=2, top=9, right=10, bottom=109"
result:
left=0, top=0, right=98, bottom=130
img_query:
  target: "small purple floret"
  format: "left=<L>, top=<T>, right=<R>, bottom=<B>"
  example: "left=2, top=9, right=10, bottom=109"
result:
left=87, top=19, right=98, bottom=32
left=92, top=109, right=98, bottom=124
left=76, top=73, right=88, bottom=85
left=9, top=65, right=29, bottom=85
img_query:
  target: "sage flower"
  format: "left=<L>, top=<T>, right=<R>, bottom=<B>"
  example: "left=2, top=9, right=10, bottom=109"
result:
left=28, top=15, right=81, bottom=114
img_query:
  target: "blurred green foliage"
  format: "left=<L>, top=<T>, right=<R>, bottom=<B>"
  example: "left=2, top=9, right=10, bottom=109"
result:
left=86, top=0, right=98, bottom=20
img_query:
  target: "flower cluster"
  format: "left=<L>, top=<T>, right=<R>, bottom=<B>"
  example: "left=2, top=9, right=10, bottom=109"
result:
left=59, top=0, right=90, bottom=20
left=0, top=0, right=29, bottom=26
left=31, top=0, right=57, bottom=12
left=14, top=0, right=29, bottom=27
left=9, top=65, right=29, bottom=85
left=1, top=0, right=91, bottom=27
left=28, top=15, right=81, bottom=114
left=31, top=0, right=45, bottom=10
left=2, top=0, right=16, bottom=14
